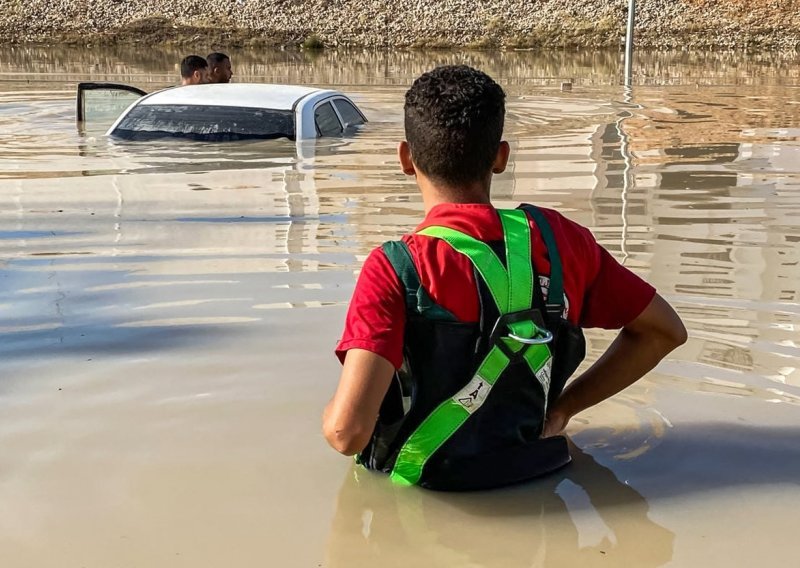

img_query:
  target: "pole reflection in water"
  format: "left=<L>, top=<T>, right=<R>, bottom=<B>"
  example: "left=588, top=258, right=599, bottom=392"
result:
left=617, top=86, right=638, bottom=265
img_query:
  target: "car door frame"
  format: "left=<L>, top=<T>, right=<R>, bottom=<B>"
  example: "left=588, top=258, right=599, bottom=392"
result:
left=76, top=82, right=147, bottom=123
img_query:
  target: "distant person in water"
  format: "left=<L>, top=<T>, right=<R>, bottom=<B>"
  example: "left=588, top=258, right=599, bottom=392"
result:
left=207, top=52, right=233, bottom=84
left=180, top=55, right=208, bottom=86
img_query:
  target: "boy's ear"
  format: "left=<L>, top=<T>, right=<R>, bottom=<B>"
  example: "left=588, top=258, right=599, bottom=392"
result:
left=398, top=141, right=416, bottom=176
left=492, top=141, right=511, bottom=174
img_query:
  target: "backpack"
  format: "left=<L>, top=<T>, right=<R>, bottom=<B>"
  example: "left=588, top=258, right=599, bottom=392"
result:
left=357, top=205, right=586, bottom=490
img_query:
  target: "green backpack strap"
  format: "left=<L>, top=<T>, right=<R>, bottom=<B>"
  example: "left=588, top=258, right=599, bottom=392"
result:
left=381, top=240, right=457, bottom=321
left=518, top=204, right=564, bottom=312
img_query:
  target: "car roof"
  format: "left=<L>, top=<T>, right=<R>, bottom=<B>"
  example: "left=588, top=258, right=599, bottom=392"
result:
left=138, top=83, right=336, bottom=111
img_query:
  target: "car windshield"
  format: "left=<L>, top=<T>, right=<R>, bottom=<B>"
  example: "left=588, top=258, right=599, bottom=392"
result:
left=111, top=104, right=295, bottom=141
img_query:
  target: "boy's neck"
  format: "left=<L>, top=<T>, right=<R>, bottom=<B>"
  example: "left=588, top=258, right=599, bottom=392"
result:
left=419, top=177, right=492, bottom=214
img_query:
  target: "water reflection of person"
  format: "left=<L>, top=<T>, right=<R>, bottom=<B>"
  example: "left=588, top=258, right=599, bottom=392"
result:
left=325, top=442, right=674, bottom=568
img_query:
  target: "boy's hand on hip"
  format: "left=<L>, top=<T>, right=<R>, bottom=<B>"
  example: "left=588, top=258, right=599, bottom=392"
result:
left=541, top=407, right=570, bottom=438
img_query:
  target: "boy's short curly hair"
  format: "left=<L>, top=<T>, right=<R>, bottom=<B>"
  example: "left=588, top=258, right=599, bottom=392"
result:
left=404, top=65, right=506, bottom=187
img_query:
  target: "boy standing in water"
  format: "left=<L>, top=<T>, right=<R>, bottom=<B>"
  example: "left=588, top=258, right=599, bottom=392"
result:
left=323, top=66, right=686, bottom=489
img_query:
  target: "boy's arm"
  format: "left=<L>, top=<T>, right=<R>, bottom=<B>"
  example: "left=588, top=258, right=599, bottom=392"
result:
left=542, top=293, right=687, bottom=437
left=323, top=349, right=394, bottom=455
left=323, top=246, right=406, bottom=455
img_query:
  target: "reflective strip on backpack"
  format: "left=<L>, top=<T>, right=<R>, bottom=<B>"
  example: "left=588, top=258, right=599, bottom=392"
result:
left=389, top=209, right=553, bottom=486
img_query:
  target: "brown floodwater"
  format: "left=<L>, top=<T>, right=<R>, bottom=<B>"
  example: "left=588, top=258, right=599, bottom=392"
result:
left=1, top=46, right=799, bottom=567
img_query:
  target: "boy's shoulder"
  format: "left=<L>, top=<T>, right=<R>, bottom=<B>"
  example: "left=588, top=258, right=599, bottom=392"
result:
left=520, top=205, right=599, bottom=252
left=370, top=204, right=598, bottom=259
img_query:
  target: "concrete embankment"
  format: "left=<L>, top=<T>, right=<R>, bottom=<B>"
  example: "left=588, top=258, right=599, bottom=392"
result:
left=2, top=0, right=799, bottom=50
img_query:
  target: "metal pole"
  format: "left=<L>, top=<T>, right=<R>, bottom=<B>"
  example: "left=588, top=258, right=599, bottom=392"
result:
left=624, top=0, right=636, bottom=87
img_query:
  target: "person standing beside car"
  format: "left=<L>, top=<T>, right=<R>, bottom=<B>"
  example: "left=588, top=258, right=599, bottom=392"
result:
left=180, top=55, right=208, bottom=86
left=207, top=52, right=233, bottom=84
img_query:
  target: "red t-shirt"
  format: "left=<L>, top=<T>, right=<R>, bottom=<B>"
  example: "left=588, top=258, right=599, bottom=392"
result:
left=336, top=204, right=655, bottom=370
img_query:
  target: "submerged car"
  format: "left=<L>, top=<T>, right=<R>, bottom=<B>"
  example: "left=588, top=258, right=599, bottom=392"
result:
left=76, top=82, right=367, bottom=142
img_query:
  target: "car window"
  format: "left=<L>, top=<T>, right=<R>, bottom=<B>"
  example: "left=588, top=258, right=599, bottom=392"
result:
left=314, top=102, right=343, bottom=137
left=111, top=104, right=295, bottom=141
left=77, top=83, right=147, bottom=132
left=333, top=99, right=365, bottom=128
left=83, top=90, right=143, bottom=122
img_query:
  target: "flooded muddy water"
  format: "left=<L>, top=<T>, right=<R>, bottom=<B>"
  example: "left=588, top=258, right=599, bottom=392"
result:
left=1, top=47, right=799, bottom=567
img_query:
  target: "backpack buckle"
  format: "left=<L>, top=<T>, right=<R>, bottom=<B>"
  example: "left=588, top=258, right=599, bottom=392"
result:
left=507, top=329, right=553, bottom=345
left=489, top=308, right=551, bottom=361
